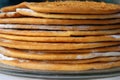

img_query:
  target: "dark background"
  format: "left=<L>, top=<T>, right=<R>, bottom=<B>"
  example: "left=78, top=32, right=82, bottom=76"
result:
left=0, top=0, right=119, bottom=8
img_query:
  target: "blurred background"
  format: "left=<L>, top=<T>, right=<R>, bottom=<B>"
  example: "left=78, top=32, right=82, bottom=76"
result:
left=0, top=0, right=120, bottom=8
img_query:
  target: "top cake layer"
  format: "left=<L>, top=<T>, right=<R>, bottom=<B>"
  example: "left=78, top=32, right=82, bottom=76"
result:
left=26, top=1, right=120, bottom=14
left=1, top=1, right=120, bottom=14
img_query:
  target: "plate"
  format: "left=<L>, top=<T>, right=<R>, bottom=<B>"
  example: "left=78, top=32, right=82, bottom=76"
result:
left=0, top=63, right=120, bottom=79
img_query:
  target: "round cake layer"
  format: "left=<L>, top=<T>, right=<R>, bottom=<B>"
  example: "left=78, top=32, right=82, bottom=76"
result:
left=0, top=53, right=120, bottom=64
left=0, top=47, right=120, bottom=60
left=0, top=29, right=120, bottom=36
left=26, top=1, right=120, bottom=14
left=0, top=18, right=120, bottom=25
left=0, top=34, right=119, bottom=42
left=0, top=55, right=120, bottom=71
left=16, top=8, right=120, bottom=19
left=0, top=24, right=120, bottom=31
left=1, top=1, right=120, bottom=14
left=0, top=38, right=119, bottom=50
left=19, top=46, right=120, bottom=53
left=44, top=57, right=120, bottom=64
left=0, top=2, right=27, bottom=12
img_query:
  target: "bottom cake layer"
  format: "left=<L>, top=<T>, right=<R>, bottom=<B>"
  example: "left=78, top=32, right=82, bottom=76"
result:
left=0, top=54, right=120, bottom=71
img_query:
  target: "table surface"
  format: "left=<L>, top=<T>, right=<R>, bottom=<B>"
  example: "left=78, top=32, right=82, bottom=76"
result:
left=0, top=73, right=120, bottom=80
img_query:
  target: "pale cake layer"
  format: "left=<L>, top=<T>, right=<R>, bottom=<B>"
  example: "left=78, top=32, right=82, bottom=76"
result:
left=0, top=53, right=119, bottom=64
left=0, top=12, right=22, bottom=18
left=0, top=57, right=120, bottom=71
left=0, top=47, right=120, bottom=60
left=0, top=24, right=120, bottom=31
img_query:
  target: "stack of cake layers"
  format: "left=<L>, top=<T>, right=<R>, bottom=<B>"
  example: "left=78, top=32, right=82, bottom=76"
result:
left=0, top=1, right=120, bottom=71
